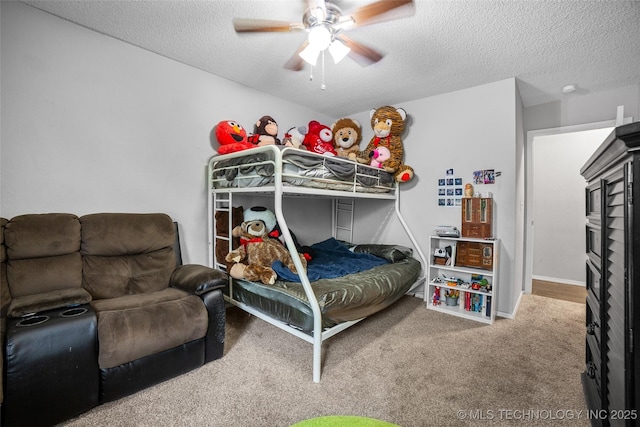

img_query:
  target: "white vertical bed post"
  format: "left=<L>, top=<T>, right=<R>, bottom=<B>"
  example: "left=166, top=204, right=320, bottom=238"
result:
left=270, top=146, right=324, bottom=383
left=394, top=184, right=428, bottom=276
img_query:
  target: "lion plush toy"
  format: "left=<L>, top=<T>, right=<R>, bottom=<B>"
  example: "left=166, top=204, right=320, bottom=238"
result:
left=225, top=206, right=307, bottom=285
left=331, top=117, right=362, bottom=158
left=354, top=106, right=414, bottom=182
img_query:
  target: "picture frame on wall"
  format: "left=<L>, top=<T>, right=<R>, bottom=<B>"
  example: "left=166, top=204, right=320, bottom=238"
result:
left=438, top=168, right=464, bottom=208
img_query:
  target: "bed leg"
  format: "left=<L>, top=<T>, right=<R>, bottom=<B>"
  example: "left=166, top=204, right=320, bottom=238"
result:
left=313, top=337, right=321, bottom=383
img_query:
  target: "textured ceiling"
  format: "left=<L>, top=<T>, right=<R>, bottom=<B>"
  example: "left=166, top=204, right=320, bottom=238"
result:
left=21, top=0, right=640, bottom=118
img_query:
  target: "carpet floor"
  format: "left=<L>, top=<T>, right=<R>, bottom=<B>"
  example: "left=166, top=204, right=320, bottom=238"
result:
left=62, top=294, right=588, bottom=426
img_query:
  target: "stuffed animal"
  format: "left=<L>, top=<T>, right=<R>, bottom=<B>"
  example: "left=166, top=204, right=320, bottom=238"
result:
left=302, top=120, right=337, bottom=156
left=248, top=115, right=280, bottom=146
left=225, top=207, right=307, bottom=285
left=370, top=146, right=391, bottom=168
left=214, top=120, right=254, bottom=154
left=271, top=223, right=314, bottom=261
left=282, top=126, right=307, bottom=149
left=354, top=106, right=414, bottom=182
left=331, top=118, right=362, bottom=159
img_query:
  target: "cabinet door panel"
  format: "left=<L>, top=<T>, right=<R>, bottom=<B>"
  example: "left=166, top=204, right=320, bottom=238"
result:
left=586, top=223, right=602, bottom=265
left=586, top=181, right=602, bottom=223
left=586, top=258, right=601, bottom=302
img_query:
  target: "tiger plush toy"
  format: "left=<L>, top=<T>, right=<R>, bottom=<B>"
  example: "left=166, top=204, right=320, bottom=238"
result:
left=353, top=106, right=414, bottom=183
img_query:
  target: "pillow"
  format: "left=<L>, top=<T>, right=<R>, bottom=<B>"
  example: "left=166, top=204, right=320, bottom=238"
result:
left=350, top=244, right=412, bottom=262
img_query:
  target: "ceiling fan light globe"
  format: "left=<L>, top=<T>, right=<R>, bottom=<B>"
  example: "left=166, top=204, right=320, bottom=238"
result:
left=329, top=40, right=350, bottom=64
left=308, top=25, right=332, bottom=50
left=299, top=44, right=320, bottom=66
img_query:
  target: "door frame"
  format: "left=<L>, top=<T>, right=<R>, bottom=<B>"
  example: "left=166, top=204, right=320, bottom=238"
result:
left=523, top=119, right=620, bottom=294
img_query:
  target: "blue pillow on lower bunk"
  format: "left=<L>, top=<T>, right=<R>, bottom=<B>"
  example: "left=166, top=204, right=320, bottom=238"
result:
left=272, top=237, right=389, bottom=282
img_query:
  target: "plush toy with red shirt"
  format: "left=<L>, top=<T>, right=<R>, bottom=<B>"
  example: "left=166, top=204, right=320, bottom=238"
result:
left=302, top=120, right=337, bottom=156
left=225, top=206, right=307, bottom=285
left=354, top=106, right=414, bottom=182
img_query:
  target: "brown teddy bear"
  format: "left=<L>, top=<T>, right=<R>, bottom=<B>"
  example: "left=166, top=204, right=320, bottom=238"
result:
left=225, top=207, right=307, bottom=285
left=331, top=117, right=362, bottom=159
left=354, top=106, right=414, bottom=183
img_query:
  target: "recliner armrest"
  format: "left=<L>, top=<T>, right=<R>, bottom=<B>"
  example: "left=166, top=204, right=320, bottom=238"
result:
left=7, top=288, right=92, bottom=318
left=170, top=264, right=228, bottom=296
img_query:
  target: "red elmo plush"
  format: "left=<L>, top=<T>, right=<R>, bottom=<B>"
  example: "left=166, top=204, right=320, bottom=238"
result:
left=302, top=121, right=337, bottom=156
left=215, top=120, right=255, bottom=155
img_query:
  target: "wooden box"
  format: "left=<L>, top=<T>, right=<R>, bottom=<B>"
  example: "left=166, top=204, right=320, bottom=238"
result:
left=461, top=197, right=493, bottom=238
left=455, top=241, right=493, bottom=270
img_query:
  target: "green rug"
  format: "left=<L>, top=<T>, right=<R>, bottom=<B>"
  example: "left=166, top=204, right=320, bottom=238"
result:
left=291, top=416, right=399, bottom=427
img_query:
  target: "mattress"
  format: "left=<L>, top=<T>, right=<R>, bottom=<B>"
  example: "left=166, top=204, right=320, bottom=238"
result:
left=226, top=243, right=422, bottom=332
left=210, top=146, right=395, bottom=193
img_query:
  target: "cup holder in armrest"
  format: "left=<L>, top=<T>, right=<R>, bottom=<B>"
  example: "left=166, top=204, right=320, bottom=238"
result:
left=60, top=307, right=88, bottom=317
left=16, top=315, right=49, bottom=327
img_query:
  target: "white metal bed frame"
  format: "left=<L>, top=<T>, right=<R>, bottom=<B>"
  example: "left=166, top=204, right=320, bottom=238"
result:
left=207, top=145, right=427, bottom=382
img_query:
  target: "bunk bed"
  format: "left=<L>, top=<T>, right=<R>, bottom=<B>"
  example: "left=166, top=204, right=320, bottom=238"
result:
left=207, top=145, right=427, bottom=382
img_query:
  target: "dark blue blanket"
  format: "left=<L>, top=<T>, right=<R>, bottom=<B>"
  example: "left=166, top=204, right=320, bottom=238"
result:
left=272, top=237, right=389, bottom=282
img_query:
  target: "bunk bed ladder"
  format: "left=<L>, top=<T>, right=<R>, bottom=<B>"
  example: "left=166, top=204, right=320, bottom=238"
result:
left=210, top=192, right=234, bottom=270
left=332, top=199, right=354, bottom=243
left=211, top=191, right=237, bottom=305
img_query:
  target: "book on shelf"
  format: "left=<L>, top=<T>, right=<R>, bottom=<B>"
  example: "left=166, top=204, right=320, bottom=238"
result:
left=463, top=292, right=487, bottom=314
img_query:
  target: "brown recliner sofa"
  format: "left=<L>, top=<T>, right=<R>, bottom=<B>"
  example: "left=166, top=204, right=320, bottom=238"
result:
left=0, top=213, right=227, bottom=427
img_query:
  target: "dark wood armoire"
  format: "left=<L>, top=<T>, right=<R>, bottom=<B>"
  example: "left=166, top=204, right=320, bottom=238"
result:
left=580, top=121, right=640, bottom=426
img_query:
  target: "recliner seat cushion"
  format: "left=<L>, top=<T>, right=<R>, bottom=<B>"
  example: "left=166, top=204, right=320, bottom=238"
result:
left=91, top=288, right=208, bottom=369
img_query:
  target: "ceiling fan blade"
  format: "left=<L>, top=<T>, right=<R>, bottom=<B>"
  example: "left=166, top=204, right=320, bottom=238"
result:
left=233, top=18, right=304, bottom=33
left=343, top=0, right=415, bottom=28
left=284, top=40, right=310, bottom=71
left=336, top=34, right=383, bottom=67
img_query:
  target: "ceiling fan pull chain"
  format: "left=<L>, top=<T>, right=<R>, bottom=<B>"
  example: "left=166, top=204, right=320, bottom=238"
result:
left=309, top=65, right=314, bottom=82
left=321, top=50, right=326, bottom=90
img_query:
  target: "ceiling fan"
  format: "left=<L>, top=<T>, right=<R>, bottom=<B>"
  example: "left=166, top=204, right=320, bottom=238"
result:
left=233, top=0, right=416, bottom=71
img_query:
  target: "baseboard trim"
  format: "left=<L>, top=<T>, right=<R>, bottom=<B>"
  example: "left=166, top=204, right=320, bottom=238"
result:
left=497, top=290, right=523, bottom=320
left=532, top=275, right=585, bottom=287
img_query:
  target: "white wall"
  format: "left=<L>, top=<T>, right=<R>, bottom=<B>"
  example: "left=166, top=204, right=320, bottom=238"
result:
left=348, top=79, right=519, bottom=316
left=0, top=2, right=332, bottom=264
left=524, top=84, right=639, bottom=132
left=531, top=128, right=612, bottom=284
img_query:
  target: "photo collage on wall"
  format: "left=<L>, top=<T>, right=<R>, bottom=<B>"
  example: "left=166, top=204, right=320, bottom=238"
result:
left=473, top=169, right=495, bottom=184
left=437, top=168, right=463, bottom=207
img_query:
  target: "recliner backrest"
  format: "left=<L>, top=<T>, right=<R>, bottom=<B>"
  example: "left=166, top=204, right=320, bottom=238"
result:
left=80, top=213, right=176, bottom=299
left=4, top=213, right=83, bottom=299
left=1, top=217, right=9, bottom=317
